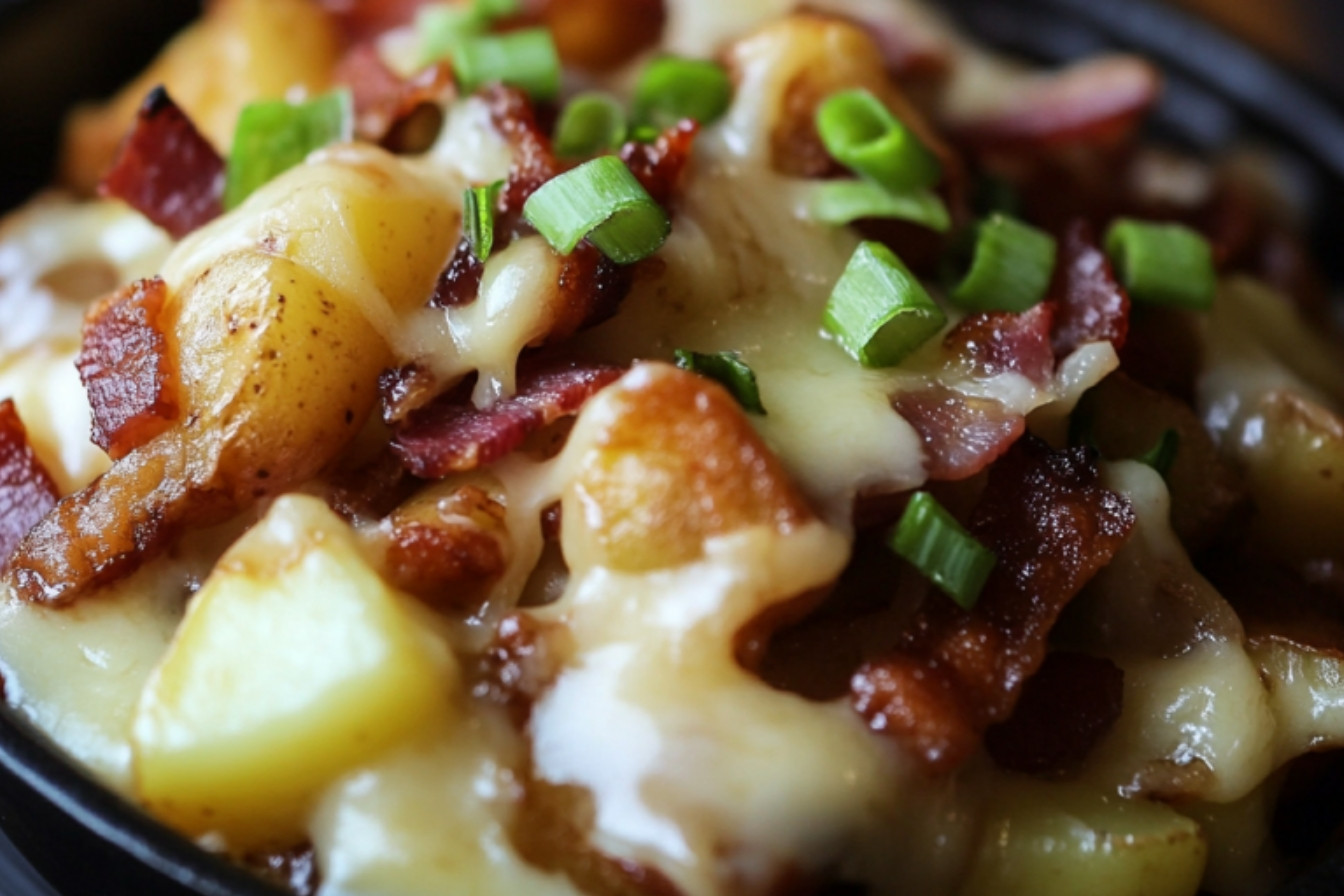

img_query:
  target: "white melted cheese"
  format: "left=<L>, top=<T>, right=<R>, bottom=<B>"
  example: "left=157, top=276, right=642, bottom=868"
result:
left=0, top=345, right=109, bottom=494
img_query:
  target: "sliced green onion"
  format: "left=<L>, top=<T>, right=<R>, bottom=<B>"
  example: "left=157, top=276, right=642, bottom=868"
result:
left=464, top=180, right=503, bottom=261
left=1137, top=428, right=1180, bottom=479
left=816, top=88, right=942, bottom=194
left=417, top=4, right=484, bottom=66
left=452, top=28, right=561, bottom=101
left=224, top=90, right=352, bottom=210
left=823, top=241, right=947, bottom=368
left=629, top=123, right=662, bottom=144
left=554, top=92, right=628, bottom=159
left=523, top=155, right=671, bottom=264
left=949, top=213, right=1057, bottom=312
left=1104, top=219, right=1216, bottom=310
left=890, top=491, right=996, bottom=610
left=802, top=180, right=950, bottom=232
left=472, top=0, right=519, bottom=17
left=632, top=56, right=733, bottom=129
left=673, top=350, right=766, bottom=414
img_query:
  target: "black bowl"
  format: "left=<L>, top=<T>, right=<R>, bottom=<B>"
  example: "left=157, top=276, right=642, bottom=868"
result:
left=2, top=1, right=1344, bottom=894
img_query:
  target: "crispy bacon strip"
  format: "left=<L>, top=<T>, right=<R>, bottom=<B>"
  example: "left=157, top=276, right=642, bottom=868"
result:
left=393, top=362, right=623, bottom=478
left=894, top=303, right=1055, bottom=482
left=333, top=42, right=454, bottom=145
left=76, top=277, right=178, bottom=460
left=0, top=401, right=60, bottom=570
left=893, top=386, right=1025, bottom=483
left=950, top=57, right=1160, bottom=151
left=1048, top=220, right=1130, bottom=357
left=98, top=87, right=224, bottom=239
left=850, top=437, right=1134, bottom=773
left=620, top=120, right=700, bottom=208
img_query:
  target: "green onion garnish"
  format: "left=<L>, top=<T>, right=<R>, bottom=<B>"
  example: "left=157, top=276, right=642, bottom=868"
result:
left=473, top=0, right=519, bottom=17
left=452, top=28, right=561, bottom=101
left=816, top=88, right=942, bottom=194
left=823, top=241, right=947, bottom=368
left=554, top=92, right=628, bottom=159
left=523, top=155, right=671, bottom=264
left=803, top=180, right=950, bottom=232
left=949, top=213, right=1058, bottom=312
left=464, top=180, right=503, bottom=261
left=223, top=90, right=352, bottom=210
left=890, top=491, right=996, bottom=610
left=1104, top=218, right=1217, bottom=310
left=417, top=4, right=483, bottom=65
left=632, top=56, right=733, bottom=129
left=673, top=350, right=766, bottom=414
left=1137, top=428, right=1180, bottom=479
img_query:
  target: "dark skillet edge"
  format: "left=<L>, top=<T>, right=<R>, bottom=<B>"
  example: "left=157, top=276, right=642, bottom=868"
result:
left=0, top=1, right=1342, bottom=895
left=0, top=705, right=286, bottom=896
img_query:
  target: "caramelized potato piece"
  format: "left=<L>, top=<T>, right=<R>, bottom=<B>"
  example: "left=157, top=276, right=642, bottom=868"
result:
left=133, top=496, right=454, bottom=851
left=559, top=363, right=811, bottom=573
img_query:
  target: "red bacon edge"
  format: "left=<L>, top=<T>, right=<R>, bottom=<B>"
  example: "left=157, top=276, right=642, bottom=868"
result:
left=850, top=436, right=1134, bottom=773
left=1048, top=219, right=1131, bottom=358
left=0, top=401, right=60, bottom=571
left=392, top=362, right=624, bottom=478
left=76, top=277, right=179, bottom=461
left=98, top=87, right=224, bottom=240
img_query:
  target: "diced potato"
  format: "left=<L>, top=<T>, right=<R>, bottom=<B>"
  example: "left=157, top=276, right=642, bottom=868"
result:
left=958, top=780, right=1207, bottom=896
left=61, top=0, right=340, bottom=194
left=132, top=495, right=456, bottom=851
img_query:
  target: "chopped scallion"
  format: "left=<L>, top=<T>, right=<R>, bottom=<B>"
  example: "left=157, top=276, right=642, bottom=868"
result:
left=452, top=28, right=561, bottom=101
left=1137, top=428, right=1180, bottom=479
left=949, top=213, right=1057, bottom=312
left=632, top=56, right=733, bottom=129
left=523, top=155, right=671, bottom=264
left=890, top=491, right=996, bottom=610
left=673, top=350, right=766, bottom=414
left=823, top=241, right=947, bottom=367
left=224, top=90, right=352, bottom=210
left=816, top=88, right=942, bottom=194
left=417, top=4, right=483, bottom=65
left=554, top=92, right=628, bottom=158
left=464, top=180, right=503, bottom=261
left=472, top=0, right=519, bottom=17
left=1104, top=218, right=1216, bottom=310
left=802, top=180, right=950, bottom=232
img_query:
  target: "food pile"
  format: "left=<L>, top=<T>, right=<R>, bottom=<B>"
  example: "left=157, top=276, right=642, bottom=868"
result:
left=0, top=1, right=1342, bottom=894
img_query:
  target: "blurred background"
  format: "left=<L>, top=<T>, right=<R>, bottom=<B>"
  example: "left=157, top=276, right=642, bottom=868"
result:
left=1174, top=0, right=1344, bottom=93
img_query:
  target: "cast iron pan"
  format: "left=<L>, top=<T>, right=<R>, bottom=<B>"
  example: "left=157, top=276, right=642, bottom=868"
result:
left=1, top=0, right=1344, bottom=894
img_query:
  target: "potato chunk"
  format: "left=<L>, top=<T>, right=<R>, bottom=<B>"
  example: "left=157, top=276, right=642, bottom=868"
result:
left=132, top=495, right=455, bottom=851
left=959, top=781, right=1207, bottom=896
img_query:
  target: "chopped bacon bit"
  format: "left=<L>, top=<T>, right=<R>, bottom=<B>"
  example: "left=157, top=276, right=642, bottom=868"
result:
left=850, top=436, right=1134, bottom=773
left=984, top=651, right=1124, bottom=775
left=430, top=237, right=485, bottom=309
left=619, top=120, right=700, bottom=208
left=944, top=302, right=1056, bottom=384
left=333, top=42, right=455, bottom=145
left=0, top=401, right=60, bottom=570
left=383, top=485, right=508, bottom=604
left=951, top=57, right=1161, bottom=151
left=488, top=85, right=563, bottom=224
left=378, top=363, right=447, bottom=425
left=318, top=0, right=427, bottom=44
left=547, top=244, right=635, bottom=342
left=393, top=362, right=624, bottom=478
left=473, top=612, right=571, bottom=725
left=98, top=87, right=224, bottom=239
left=893, top=386, right=1025, bottom=483
left=1048, top=220, right=1130, bottom=357
left=76, top=277, right=178, bottom=460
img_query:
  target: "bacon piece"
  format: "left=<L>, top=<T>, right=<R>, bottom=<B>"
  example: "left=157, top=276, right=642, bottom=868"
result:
left=1048, top=220, right=1130, bottom=357
left=620, top=120, right=700, bottom=208
left=951, top=57, right=1160, bottom=151
left=383, top=484, right=509, bottom=605
left=76, top=278, right=178, bottom=461
left=473, top=612, right=572, bottom=725
left=489, top=84, right=563, bottom=224
left=850, top=437, right=1134, bottom=773
left=944, top=302, right=1055, bottom=384
left=319, top=0, right=427, bottom=43
left=984, top=651, right=1124, bottom=775
left=333, top=42, right=454, bottom=145
left=893, top=386, right=1024, bottom=483
left=0, top=401, right=60, bottom=570
left=393, top=362, right=624, bottom=478
left=98, top=87, right=224, bottom=239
